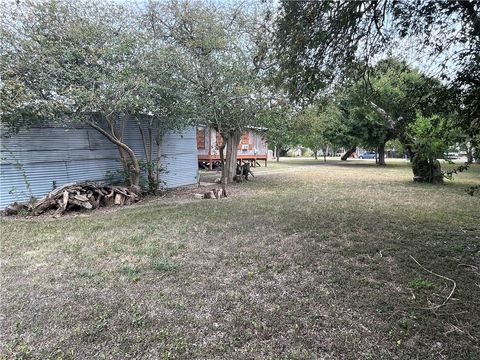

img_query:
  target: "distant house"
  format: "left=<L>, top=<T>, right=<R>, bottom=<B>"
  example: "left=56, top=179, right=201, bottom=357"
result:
left=0, top=122, right=198, bottom=208
left=197, top=126, right=268, bottom=170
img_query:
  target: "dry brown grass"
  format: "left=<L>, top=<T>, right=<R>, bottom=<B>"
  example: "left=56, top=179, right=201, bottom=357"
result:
left=1, top=159, right=479, bottom=359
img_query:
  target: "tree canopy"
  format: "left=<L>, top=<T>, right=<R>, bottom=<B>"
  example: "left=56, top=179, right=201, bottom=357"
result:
left=274, top=0, right=480, bottom=102
left=0, top=0, right=195, bottom=189
left=0, top=0, right=478, bottom=189
left=273, top=1, right=479, bottom=181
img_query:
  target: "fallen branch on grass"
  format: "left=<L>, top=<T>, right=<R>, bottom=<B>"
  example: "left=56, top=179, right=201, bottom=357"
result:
left=3, top=182, right=139, bottom=217
left=409, top=255, right=457, bottom=311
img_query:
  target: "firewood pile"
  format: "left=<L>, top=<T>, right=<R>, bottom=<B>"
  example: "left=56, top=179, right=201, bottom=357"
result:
left=194, top=188, right=225, bottom=200
left=2, top=182, right=139, bottom=217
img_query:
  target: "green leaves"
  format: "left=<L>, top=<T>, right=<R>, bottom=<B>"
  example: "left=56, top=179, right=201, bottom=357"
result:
left=152, top=0, right=265, bottom=135
left=0, top=0, right=193, bottom=135
left=408, top=113, right=461, bottom=161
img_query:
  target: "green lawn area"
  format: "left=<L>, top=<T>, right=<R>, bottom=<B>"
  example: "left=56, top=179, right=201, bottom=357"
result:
left=1, top=160, right=479, bottom=359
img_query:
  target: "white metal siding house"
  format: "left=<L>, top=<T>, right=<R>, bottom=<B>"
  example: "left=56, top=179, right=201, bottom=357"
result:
left=0, top=123, right=198, bottom=208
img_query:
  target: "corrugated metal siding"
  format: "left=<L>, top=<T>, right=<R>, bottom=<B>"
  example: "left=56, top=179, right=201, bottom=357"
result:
left=121, top=120, right=198, bottom=188
left=0, top=123, right=198, bottom=208
left=160, top=130, right=198, bottom=187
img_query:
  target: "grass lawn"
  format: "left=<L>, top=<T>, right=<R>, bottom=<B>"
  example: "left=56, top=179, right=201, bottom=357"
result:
left=1, top=159, right=479, bottom=359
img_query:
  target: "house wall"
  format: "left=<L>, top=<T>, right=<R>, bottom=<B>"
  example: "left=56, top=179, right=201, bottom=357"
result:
left=237, top=129, right=268, bottom=156
left=196, top=126, right=210, bottom=156
left=196, top=126, right=267, bottom=156
left=0, top=124, right=198, bottom=208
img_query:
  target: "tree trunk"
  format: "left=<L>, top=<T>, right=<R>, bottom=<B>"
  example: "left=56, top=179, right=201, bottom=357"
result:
left=218, top=142, right=227, bottom=196
left=341, top=147, right=356, bottom=161
left=397, top=133, right=443, bottom=184
left=87, top=120, right=141, bottom=188
left=155, top=135, right=162, bottom=189
left=126, top=151, right=141, bottom=188
left=217, top=130, right=241, bottom=194
left=411, top=153, right=443, bottom=184
left=139, top=124, right=158, bottom=193
left=323, top=147, right=327, bottom=163
left=467, top=143, right=474, bottom=163
left=378, top=142, right=386, bottom=166
left=117, top=145, right=130, bottom=178
left=276, top=144, right=280, bottom=162
left=314, top=150, right=318, bottom=160
left=225, top=130, right=241, bottom=183
left=117, top=145, right=141, bottom=187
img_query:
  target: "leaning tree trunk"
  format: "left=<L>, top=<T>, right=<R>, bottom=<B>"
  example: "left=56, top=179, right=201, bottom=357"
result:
left=341, top=147, right=356, bottom=161
left=87, top=120, right=141, bottom=188
left=117, top=145, right=130, bottom=178
left=125, top=149, right=141, bottom=188
left=113, top=144, right=141, bottom=188
left=378, top=142, right=386, bottom=166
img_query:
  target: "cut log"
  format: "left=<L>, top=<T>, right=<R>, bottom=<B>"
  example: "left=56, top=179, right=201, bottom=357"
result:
left=3, top=181, right=140, bottom=217
left=69, top=198, right=93, bottom=209
left=53, top=191, right=70, bottom=217
left=32, top=198, right=57, bottom=215
left=89, top=195, right=100, bottom=209
left=49, top=182, right=77, bottom=198
left=114, top=193, right=125, bottom=206
left=62, top=190, right=69, bottom=205
left=206, top=191, right=216, bottom=199
left=73, top=194, right=89, bottom=202
left=194, top=188, right=225, bottom=200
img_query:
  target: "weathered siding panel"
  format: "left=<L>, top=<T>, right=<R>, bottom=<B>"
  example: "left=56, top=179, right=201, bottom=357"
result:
left=199, top=127, right=267, bottom=157
left=1, top=149, right=120, bottom=165
left=196, top=126, right=210, bottom=156
left=121, top=121, right=198, bottom=187
left=0, top=159, right=119, bottom=206
left=0, top=124, right=198, bottom=208
left=160, top=128, right=198, bottom=187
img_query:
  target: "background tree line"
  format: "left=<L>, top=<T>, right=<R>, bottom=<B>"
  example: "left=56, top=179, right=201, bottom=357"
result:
left=270, top=0, right=480, bottom=184
left=1, top=0, right=478, bottom=190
